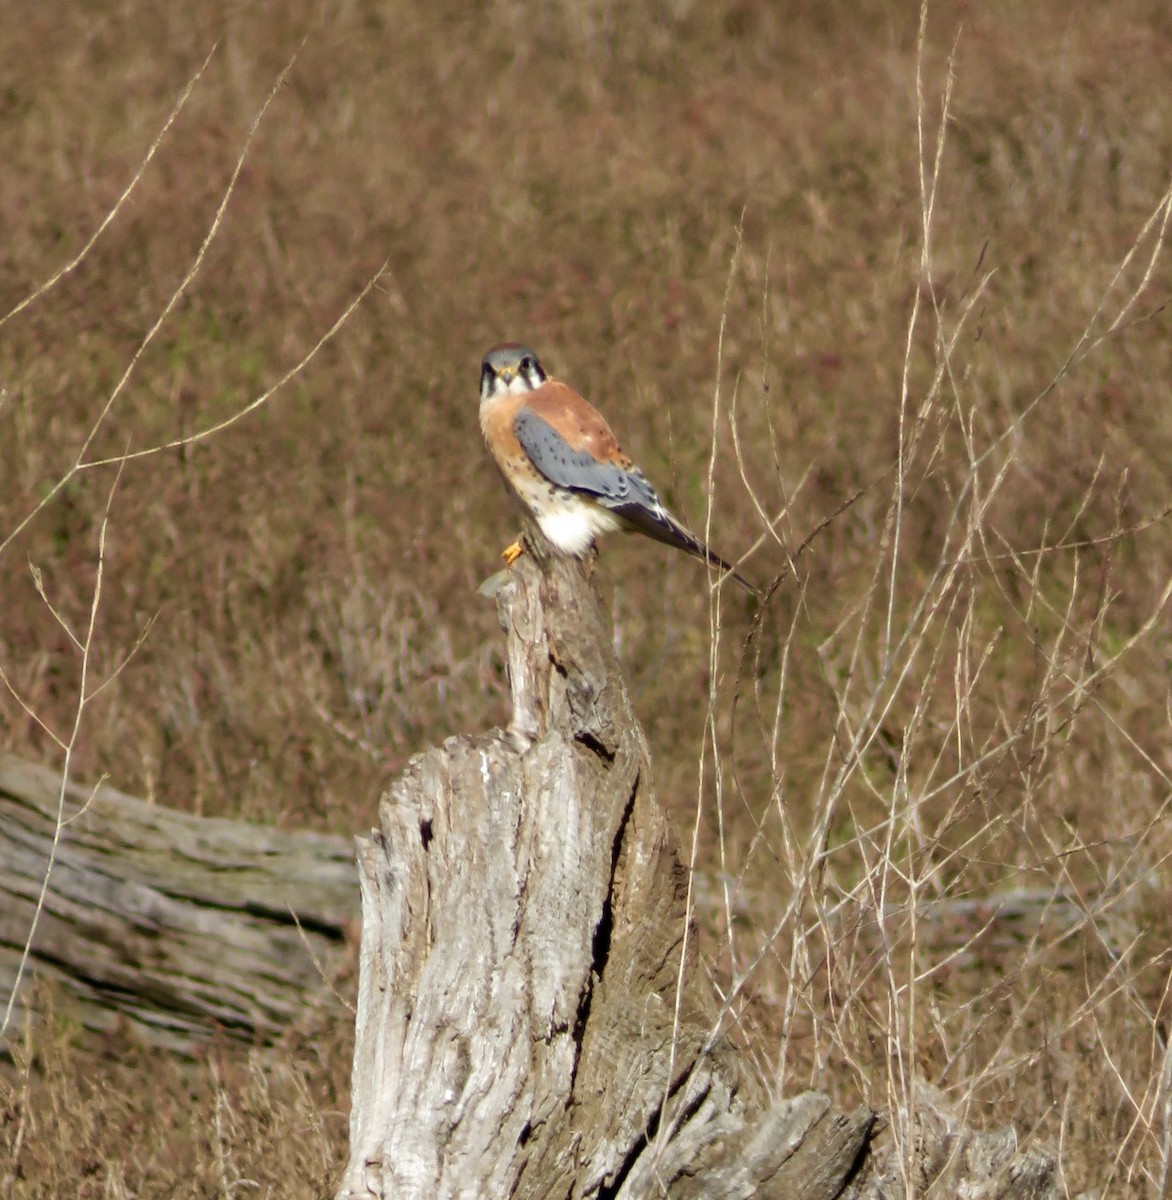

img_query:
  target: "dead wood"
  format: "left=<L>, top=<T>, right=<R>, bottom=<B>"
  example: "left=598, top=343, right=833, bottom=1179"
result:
left=334, top=551, right=1061, bottom=1200
left=0, top=755, right=356, bottom=1055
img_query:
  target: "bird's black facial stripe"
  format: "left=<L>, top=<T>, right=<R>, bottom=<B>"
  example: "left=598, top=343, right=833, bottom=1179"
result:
left=481, top=346, right=546, bottom=392
left=518, top=353, right=546, bottom=389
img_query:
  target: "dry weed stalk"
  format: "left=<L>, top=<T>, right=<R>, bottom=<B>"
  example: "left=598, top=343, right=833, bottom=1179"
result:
left=685, top=4, right=1172, bottom=1194
left=0, top=38, right=382, bottom=1047
left=1, top=3, right=1170, bottom=1195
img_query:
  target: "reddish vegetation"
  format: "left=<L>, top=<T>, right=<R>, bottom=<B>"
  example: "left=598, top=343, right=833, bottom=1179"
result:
left=2, top=2, right=1171, bottom=1195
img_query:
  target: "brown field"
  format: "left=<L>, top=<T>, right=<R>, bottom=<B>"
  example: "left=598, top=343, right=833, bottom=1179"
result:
left=3, top=0, right=1172, bottom=1195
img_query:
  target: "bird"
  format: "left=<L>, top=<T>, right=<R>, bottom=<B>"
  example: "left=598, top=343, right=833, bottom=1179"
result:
left=479, top=343, right=753, bottom=590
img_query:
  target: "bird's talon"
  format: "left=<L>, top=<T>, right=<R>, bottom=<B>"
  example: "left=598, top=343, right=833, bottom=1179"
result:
left=481, top=343, right=753, bottom=589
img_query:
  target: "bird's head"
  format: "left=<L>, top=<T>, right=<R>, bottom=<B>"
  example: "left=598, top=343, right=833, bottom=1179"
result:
left=480, top=343, right=547, bottom=401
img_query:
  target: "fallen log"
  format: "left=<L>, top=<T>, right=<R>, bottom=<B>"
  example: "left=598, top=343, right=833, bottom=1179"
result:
left=0, top=754, right=357, bottom=1054
left=334, top=550, right=1061, bottom=1200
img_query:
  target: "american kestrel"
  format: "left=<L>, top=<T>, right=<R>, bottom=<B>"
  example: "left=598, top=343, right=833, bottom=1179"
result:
left=479, top=343, right=753, bottom=590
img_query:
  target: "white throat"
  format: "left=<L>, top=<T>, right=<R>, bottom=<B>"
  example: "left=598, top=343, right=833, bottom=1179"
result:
left=503, top=375, right=533, bottom=396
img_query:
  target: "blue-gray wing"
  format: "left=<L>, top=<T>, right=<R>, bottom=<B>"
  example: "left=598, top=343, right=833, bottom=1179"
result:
left=512, top=406, right=753, bottom=587
left=513, top=407, right=662, bottom=513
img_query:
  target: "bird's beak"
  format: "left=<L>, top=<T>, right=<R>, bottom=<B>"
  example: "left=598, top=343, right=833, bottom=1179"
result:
left=496, top=366, right=517, bottom=383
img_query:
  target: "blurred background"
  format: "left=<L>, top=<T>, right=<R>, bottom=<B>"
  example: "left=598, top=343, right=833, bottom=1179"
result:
left=1, top=1, right=1170, bottom=1194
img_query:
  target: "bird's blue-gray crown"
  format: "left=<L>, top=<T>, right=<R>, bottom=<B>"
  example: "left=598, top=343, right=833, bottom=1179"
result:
left=481, top=343, right=547, bottom=398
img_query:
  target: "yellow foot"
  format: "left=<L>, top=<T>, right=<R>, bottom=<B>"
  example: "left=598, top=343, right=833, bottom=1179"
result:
left=501, top=539, right=525, bottom=566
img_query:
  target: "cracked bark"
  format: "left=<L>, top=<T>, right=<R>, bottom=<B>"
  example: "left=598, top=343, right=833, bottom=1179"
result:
left=0, top=755, right=356, bottom=1054
left=334, top=553, right=1060, bottom=1200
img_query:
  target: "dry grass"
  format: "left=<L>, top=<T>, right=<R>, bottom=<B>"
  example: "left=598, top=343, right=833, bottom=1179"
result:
left=2, top=0, right=1171, bottom=1194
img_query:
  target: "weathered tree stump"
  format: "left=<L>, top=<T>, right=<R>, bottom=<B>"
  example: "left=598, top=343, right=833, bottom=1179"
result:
left=0, top=755, right=357, bottom=1054
left=335, top=553, right=1061, bottom=1199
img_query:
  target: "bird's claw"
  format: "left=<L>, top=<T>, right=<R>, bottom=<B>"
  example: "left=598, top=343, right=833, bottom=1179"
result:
left=502, top=539, right=525, bottom=566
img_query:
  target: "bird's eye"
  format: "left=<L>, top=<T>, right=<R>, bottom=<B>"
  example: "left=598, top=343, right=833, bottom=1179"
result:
left=519, top=356, right=533, bottom=374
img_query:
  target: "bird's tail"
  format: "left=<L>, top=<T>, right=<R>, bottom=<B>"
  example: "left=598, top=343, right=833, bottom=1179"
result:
left=686, top=534, right=756, bottom=593
left=616, top=502, right=755, bottom=592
